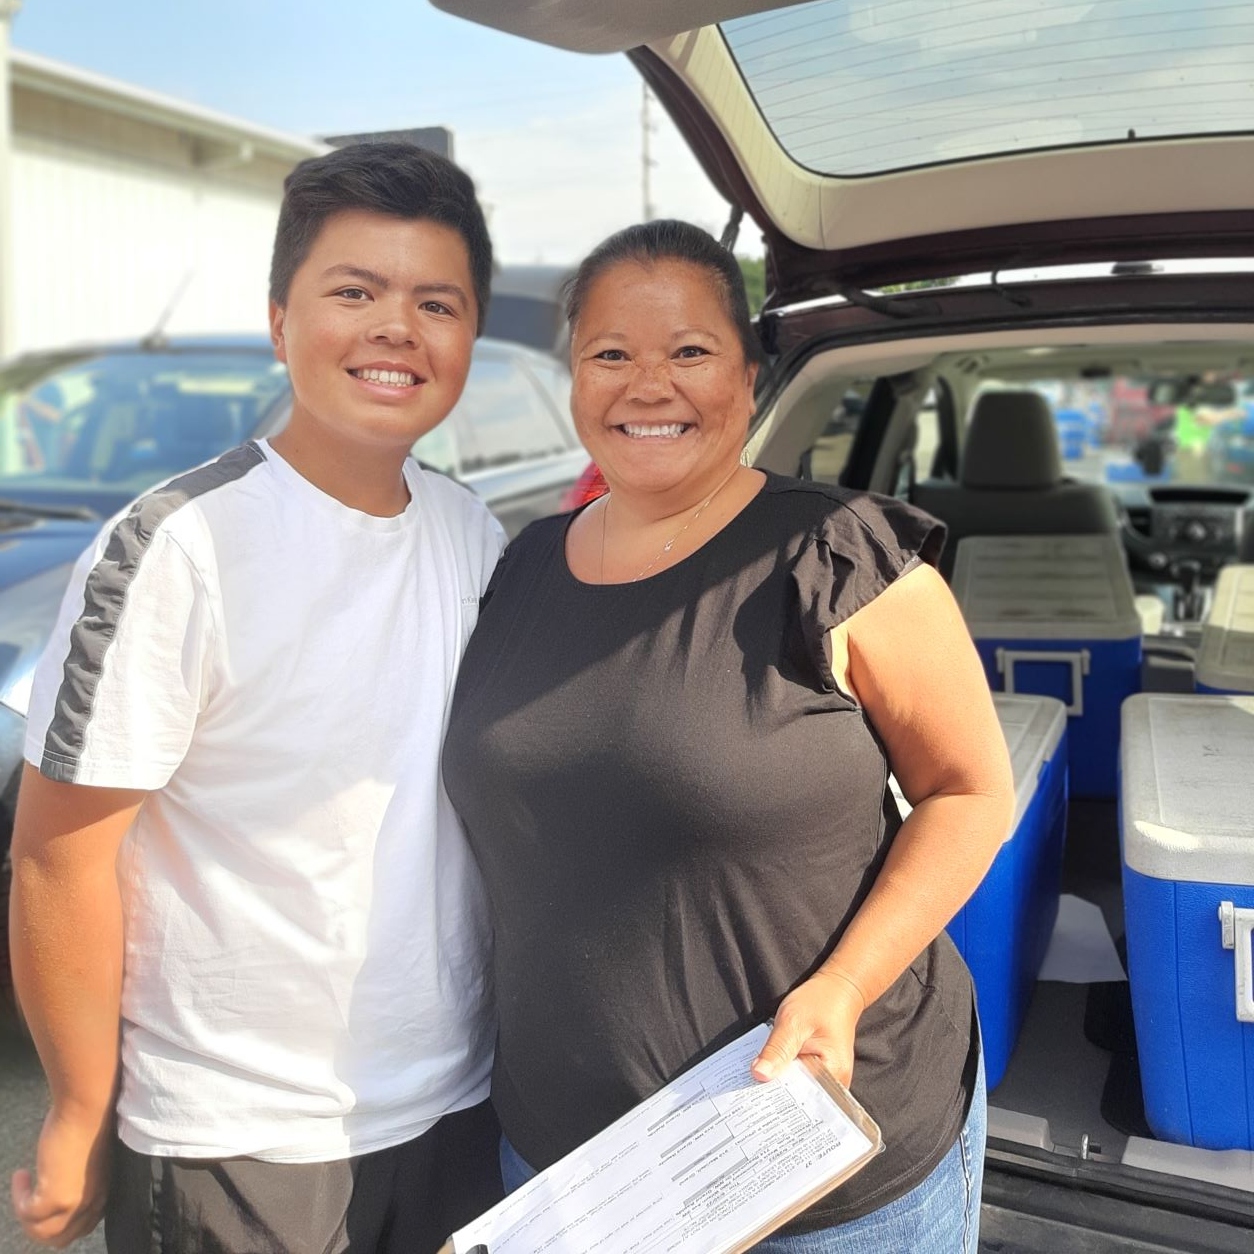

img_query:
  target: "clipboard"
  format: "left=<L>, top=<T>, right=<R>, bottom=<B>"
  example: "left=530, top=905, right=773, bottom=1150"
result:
left=439, top=1024, right=883, bottom=1254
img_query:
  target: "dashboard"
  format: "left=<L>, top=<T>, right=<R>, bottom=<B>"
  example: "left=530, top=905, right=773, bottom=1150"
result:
left=1115, top=485, right=1253, bottom=580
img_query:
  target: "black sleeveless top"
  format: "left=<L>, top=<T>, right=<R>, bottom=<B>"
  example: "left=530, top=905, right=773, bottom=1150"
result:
left=442, top=474, right=977, bottom=1230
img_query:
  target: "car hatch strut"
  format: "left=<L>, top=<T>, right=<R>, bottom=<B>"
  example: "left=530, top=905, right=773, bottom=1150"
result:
left=719, top=204, right=744, bottom=251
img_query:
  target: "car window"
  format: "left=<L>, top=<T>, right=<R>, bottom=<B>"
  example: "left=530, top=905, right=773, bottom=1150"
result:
left=452, top=354, right=573, bottom=472
left=411, top=420, right=460, bottom=477
left=520, top=360, right=573, bottom=432
left=904, top=389, right=941, bottom=493
left=804, top=383, right=869, bottom=485
left=722, top=0, right=1254, bottom=177
left=971, top=375, right=1254, bottom=488
left=0, top=351, right=288, bottom=493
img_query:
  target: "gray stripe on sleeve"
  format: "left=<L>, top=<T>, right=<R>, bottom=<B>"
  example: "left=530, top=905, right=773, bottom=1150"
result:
left=40, top=441, right=267, bottom=783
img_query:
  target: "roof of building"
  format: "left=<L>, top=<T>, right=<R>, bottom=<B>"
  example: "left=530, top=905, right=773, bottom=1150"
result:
left=10, top=47, right=329, bottom=164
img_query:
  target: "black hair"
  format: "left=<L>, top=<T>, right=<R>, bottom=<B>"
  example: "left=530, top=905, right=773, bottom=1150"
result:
left=269, top=142, right=493, bottom=333
left=563, top=219, right=761, bottom=364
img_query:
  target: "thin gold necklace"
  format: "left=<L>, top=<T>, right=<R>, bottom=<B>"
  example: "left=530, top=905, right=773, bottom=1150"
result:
left=600, top=465, right=742, bottom=583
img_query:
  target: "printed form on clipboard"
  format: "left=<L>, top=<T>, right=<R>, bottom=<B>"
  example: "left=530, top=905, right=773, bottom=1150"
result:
left=442, top=1023, right=883, bottom=1254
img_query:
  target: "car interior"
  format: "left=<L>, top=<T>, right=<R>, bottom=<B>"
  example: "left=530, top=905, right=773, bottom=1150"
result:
left=745, top=319, right=1254, bottom=1195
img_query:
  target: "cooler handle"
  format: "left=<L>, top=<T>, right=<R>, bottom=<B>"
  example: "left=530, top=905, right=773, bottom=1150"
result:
left=995, top=648, right=1091, bottom=717
left=1219, top=902, right=1254, bottom=1024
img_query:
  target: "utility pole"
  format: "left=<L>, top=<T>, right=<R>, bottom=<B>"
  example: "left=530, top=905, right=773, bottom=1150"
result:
left=0, top=0, right=21, bottom=360
left=641, top=81, right=656, bottom=222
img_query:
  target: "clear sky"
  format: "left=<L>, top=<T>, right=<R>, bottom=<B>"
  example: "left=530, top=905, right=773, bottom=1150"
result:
left=10, top=0, right=745, bottom=264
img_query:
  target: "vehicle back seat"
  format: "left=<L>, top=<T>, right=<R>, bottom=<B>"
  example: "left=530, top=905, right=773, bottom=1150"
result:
left=913, top=390, right=1119, bottom=577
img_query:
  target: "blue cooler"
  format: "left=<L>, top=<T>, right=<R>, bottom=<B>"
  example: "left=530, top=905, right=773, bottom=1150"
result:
left=952, top=534, right=1141, bottom=798
left=1121, top=694, right=1254, bottom=1150
left=1196, top=564, right=1254, bottom=695
left=892, top=694, right=1069, bottom=1089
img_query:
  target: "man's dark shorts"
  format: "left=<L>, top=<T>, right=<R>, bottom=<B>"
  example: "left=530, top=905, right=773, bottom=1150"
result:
left=104, top=1099, right=502, bottom=1254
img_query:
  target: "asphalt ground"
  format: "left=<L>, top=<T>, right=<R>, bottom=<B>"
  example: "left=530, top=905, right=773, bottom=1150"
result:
left=0, top=1016, right=105, bottom=1254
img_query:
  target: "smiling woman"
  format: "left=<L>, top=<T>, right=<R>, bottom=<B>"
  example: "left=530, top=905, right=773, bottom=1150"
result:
left=562, top=223, right=763, bottom=575
left=442, top=219, right=1015, bottom=1253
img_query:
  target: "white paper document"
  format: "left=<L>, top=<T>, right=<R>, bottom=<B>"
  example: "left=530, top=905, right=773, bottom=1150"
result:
left=448, top=1024, right=882, bottom=1254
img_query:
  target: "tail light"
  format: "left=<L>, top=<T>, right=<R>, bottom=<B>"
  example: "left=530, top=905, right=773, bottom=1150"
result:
left=560, top=462, right=608, bottom=511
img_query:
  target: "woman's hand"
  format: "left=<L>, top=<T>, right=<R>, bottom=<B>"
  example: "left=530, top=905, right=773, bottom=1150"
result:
left=750, top=968, right=867, bottom=1088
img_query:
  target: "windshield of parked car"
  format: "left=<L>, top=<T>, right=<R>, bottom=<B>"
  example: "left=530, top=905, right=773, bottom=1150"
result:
left=974, top=375, right=1254, bottom=489
left=0, top=350, right=289, bottom=496
left=722, top=0, right=1254, bottom=176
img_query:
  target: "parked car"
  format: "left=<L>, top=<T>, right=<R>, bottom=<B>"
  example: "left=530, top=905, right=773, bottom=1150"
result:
left=486, top=263, right=573, bottom=360
left=0, top=331, right=586, bottom=1010
left=433, top=3, right=1254, bottom=1249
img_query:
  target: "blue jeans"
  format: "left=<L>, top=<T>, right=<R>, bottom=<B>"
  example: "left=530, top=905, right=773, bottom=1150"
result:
left=499, top=1049, right=986, bottom=1254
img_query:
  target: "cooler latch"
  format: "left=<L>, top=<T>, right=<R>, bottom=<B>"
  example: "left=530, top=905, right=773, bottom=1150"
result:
left=996, top=648, right=1091, bottom=717
left=1219, top=902, right=1254, bottom=1024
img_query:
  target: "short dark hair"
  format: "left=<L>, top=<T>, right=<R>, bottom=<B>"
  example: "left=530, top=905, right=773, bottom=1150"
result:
left=270, top=142, right=493, bottom=333
left=564, top=219, right=761, bottom=364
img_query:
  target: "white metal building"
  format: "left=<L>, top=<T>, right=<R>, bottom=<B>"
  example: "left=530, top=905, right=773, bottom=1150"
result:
left=5, top=48, right=327, bottom=357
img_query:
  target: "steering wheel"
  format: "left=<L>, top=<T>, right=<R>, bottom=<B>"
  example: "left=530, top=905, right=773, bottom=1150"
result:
left=1114, top=498, right=1170, bottom=573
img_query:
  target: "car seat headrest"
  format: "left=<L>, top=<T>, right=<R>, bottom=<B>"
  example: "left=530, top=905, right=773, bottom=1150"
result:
left=961, top=390, right=1064, bottom=490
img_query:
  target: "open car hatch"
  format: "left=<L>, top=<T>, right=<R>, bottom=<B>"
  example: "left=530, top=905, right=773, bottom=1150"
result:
left=431, top=1, right=1254, bottom=305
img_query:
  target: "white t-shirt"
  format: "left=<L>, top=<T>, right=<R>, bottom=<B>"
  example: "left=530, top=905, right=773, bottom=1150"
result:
left=25, top=440, right=506, bottom=1161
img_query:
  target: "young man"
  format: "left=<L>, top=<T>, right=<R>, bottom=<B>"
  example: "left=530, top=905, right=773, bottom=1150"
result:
left=9, top=142, right=506, bottom=1253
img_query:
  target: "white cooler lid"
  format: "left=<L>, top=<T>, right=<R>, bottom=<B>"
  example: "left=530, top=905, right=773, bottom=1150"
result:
left=1121, top=693, right=1254, bottom=884
left=995, top=693, right=1067, bottom=832
left=891, top=693, right=1066, bottom=838
left=952, top=534, right=1141, bottom=641
left=1196, top=564, right=1254, bottom=692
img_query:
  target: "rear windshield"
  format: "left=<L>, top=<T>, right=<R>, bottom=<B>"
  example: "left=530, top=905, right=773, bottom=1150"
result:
left=722, top=0, right=1254, bottom=176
